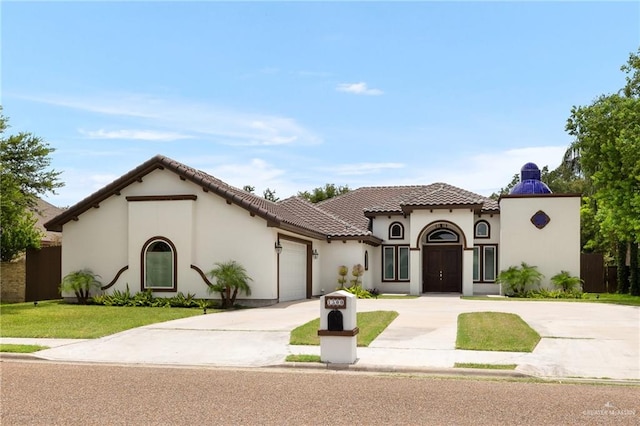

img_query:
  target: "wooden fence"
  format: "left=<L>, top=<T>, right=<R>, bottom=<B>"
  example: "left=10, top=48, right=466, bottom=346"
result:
left=25, top=245, right=61, bottom=302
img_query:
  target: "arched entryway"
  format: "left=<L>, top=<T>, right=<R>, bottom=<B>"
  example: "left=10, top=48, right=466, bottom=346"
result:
left=421, top=225, right=463, bottom=293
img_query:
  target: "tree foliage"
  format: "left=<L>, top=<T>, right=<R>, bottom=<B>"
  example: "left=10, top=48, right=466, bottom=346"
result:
left=60, top=269, right=103, bottom=304
left=0, top=108, right=63, bottom=261
left=207, top=260, right=253, bottom=308
left=565, top=48, right=640, bottom=294
left=297, top=183, right=351, bottom=203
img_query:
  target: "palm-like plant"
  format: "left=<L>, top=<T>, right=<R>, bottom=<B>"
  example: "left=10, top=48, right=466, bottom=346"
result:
left=207, top=260, right=253, bottom=308
left=60, top=269, right=102, bottom=304
left=497, top=262, right=543, bottom=296
left=550, top=271, right=583, bottom=292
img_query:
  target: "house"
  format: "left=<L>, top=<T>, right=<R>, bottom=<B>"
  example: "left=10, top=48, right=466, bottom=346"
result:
left=0, top=198, right=64, bottom=303
left=45, top=155, right=580, bottom=305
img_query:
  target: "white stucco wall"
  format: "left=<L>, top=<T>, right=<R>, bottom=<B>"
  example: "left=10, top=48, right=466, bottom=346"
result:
left=60, top=193, right=130, bottom=295
left=472, top=213, right=501, bottom=295
left=409, top=209, right=475, bottom=296
left=61, top=168, right=280, bottom=302
left=499, top=195, right=581, bottom=289
left=317, top=240, right=369, bottom=293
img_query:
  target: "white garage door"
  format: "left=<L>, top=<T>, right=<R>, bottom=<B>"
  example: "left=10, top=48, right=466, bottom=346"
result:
left=279, top=240, right=307, bottom=302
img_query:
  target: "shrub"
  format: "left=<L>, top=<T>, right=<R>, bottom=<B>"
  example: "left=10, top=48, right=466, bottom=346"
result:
left=350, top=264, right=364, bottom=287
left=337, top=265, right=348, bottom=288
left=105, top=284, right=134, bottom=306
left=168, top=292, right=197, bottom=308
left=344, top=285, right=372, bottom=299
left=497, top=262, right=544, bottom=296
left=550, top=271, right=583, bottom=293
left=60, top=269, right=102, bottom=304
left=207, top=260, right=253, bottom=309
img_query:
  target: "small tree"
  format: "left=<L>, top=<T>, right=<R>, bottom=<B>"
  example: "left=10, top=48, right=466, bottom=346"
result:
left=550, top=271, right=583, bottom=293
left=0, top=107, right=63, bottom=261
left=337, top=265, right=348, bottom=288
left=207, top=260, right=252, bottom=308
left=60, top=269, right=102, bottom=304
left=350, top=264, right=364, bottom=287
left=497, top=262, right=544, bottom=296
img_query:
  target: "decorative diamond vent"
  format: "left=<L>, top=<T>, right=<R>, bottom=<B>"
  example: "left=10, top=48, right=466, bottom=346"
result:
left=530, top=210, right=551, bottom=229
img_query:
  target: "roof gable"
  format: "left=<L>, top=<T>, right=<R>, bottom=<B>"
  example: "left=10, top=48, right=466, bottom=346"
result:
left=45, top=155, right=498, bottom=241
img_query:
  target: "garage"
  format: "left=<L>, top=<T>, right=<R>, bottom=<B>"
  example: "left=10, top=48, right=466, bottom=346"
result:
left=278, top=239, right=309, bottom=302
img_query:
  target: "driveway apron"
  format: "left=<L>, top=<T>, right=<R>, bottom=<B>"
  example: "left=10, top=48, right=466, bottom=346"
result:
left=27, top=296, right=640, bottom=380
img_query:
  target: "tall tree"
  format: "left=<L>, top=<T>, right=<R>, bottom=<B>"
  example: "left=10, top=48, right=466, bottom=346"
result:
left=297, top=183, right=351, bottom=203
left=0, top=107, right=63, bottom=261
left=565, top=48, right=640, bottom=295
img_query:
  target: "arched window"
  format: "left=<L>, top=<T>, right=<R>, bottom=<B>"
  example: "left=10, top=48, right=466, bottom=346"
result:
left=427, top=229, right=459, bottom=243
left=389, top=222, right=404, bottom=240
left=142, top=237, right=177, bottom=291
left=475, top=220, right=490, bottom=238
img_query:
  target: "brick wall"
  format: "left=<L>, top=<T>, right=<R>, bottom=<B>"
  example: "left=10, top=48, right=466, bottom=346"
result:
left=1, top=259, right=26, bottom=302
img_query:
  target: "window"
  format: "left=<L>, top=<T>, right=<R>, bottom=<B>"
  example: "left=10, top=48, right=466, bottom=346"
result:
left=473, top=245, right=497, bottom=283
left=383, top=245, right=410, bottom=281
left=389, top=222, right=404, bottom=240
left=383, top=246, right=395, bottom=280
left=364, top=250, right=369, bottom=271
left=483, top=246, right=496, bottom=281
left=427, top=229, right=459, bottom=242
left=473, top=247, right=480, bottom=281
left=143, top=238, right=176, bottom=291
left=475, top=220, right=490, bottom=238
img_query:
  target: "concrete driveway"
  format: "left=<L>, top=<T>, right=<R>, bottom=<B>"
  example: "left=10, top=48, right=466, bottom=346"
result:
left=6, top=296, right=639, bottom=380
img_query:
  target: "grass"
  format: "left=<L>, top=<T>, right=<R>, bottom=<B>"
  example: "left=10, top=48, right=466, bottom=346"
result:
left=376, top=294, right=419, bottom=300
left=290, top=310, right=398, bottom=347
left=463, top=293, right=640, bottom=306
left=581, top=293, right=640, bottom=306
left=0, top=344, right=49, bottom=353
left=285, top=354, right=322, bottom=363
left=456, top=312, right=540, bottom=352
left=0, top=300, right=206, bottom=339
left=454, top=362, right=517, bottom=370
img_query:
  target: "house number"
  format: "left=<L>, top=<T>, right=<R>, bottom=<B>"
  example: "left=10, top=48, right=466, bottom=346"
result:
left=325, top=296, right=347, bottom=309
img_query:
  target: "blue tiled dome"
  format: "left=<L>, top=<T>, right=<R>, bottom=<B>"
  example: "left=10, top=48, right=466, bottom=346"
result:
left=510, top=163, right=552, bottom=195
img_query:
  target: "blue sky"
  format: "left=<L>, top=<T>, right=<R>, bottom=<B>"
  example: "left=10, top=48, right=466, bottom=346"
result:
left=2, top=1, right=639, bottom=207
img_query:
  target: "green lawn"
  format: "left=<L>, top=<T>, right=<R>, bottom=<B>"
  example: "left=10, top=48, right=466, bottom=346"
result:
left=290, top=310, right=398, bottom=347
left=0, top=300, right=206, bottom=339
left=463, top=293, right=640, bottom=306
left=376, top=295, right=419, bottom=300
left=454, top=362, right=517, bottom=370
left=285, top=354, right=321, bottom=363
left=456, top=312, right=540, bottom=352
left=0, top=344, right=49, bottom=353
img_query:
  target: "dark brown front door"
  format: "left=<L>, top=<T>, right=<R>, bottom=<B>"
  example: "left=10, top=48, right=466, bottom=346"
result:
left=423, top=245, right=462, bottom=292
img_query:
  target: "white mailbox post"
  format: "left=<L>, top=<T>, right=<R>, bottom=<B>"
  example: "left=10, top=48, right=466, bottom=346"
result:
left=318, top=290, right=358, bottom=364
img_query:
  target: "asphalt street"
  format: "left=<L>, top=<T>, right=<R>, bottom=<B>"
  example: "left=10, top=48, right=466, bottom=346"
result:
left=2, top=360, right=639, bottom=425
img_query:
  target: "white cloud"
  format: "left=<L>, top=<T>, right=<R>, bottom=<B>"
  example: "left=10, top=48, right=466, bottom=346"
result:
left=321, top=162, right=405, bottom=176
left=407, top=146, right=567, bottom=197
left=21, top=92, right=322, bottom=147
left=336, top=82, right=383, bottom=96
left=201, top=158, right=294, bottom=197
left=79, top=128, right=192, bottom=141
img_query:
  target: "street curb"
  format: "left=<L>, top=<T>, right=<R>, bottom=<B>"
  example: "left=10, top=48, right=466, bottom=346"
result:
left=0, top=353, right=42, bottom=361
left=274, top=361, right=530, bottom=378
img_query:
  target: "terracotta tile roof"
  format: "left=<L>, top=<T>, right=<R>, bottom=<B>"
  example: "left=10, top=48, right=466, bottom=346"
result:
left=33, top=198, right=64, bottom=244
left=363, top=183, right=498, bottom=214
left=45, top=155, right=497, bottom=243
left=278, top=196, right=375, bottom=239
left=318, top=184, right=498, bottom=229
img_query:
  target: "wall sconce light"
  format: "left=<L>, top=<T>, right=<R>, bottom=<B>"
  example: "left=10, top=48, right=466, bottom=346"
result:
left=312, top=249, right=319, bottom=259
left=275, top=241, right=283, bottom=254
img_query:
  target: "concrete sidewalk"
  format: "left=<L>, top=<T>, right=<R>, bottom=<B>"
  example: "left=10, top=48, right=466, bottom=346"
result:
left=2, top=296, right=639, bottom=381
